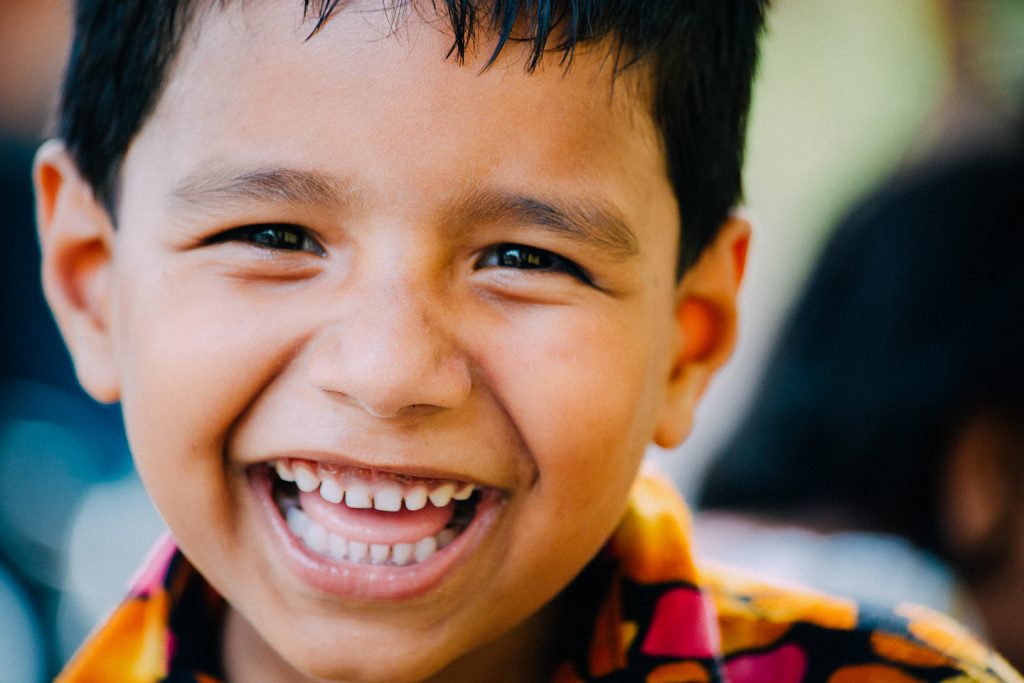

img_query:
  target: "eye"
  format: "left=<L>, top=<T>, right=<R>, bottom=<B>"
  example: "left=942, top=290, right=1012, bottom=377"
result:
left=206, top=223, right=325, bottom=256
left=476, top=243, right=592, bottom=284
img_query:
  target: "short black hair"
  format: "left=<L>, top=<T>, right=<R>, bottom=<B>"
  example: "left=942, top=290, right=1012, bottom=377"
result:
left=699, top=140, right=1024, bottom=561
left=58, top=0, right=767, bottom=276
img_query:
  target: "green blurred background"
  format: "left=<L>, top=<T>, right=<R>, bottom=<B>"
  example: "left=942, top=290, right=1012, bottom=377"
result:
left=669, top=0, right=1024, bottom=498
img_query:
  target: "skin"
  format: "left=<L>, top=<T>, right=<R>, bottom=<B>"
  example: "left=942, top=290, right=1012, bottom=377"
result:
left=942, top=411, right=1024, bottom=671
left=0, top=0, right=71, bottom=136
left=35, top=2, right=748, bottom=681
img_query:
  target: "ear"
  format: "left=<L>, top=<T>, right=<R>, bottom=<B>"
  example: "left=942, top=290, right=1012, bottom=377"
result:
left=34, top=140, right=121, bottom=403
left=653, top=215, right=750, bottom=448
left=940, top=411, right=1019, bottom=565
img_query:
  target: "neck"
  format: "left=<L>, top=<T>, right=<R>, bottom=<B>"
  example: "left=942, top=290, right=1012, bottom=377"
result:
left=424, top=590, right=572, bottom=683
left=223, top=610, right=321, bottom=683
left=963, top=528, right=1024, bottom=672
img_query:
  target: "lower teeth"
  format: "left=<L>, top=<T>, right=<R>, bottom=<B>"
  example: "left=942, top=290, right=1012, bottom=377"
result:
left=284, top=506, right=461, bottom=565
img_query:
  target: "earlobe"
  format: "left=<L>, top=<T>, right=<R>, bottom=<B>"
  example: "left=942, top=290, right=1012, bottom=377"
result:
left=34, top=140, right=121, bottom=403
left=653, top=216, right=750, bottom=449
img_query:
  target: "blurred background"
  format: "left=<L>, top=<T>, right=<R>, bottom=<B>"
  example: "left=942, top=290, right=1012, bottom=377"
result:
left=0, top=0, right=1021, bottom=680
left=671, top=0, right=1024, bottom=501
left=0, top=3, right=166, bottom=682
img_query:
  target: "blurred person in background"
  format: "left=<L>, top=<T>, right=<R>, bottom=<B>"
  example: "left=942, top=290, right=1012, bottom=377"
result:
left=697, top=137, right=1024, bottom=670
left=1, top=4, right=73, bottom=681
left=0, top=0, right=74, bottom=385
left=1, top=2, right=161, bottom=680
left=696, top=0, right=1024, bottom=669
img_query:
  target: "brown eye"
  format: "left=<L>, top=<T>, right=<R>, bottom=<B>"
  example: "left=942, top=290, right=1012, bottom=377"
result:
left=207, top=223, right=325, bottom=256
left=477, top=243, right=592, bottom=284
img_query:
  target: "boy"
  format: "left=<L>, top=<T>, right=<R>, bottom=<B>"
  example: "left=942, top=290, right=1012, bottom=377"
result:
left=34, top=1, right=1021, bottom=681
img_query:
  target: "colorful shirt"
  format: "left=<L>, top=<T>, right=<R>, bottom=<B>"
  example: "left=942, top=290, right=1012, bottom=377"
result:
left=58, top=473, right=1022, bottom=682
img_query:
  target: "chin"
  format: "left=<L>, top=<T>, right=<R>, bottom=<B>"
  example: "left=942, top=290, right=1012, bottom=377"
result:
left=279, top=640, right=461, bottom=683
left=234, top=604, right=477, bottom=683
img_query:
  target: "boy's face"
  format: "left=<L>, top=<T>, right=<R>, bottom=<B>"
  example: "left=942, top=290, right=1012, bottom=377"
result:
left=38, top=3, right=745, bottom=681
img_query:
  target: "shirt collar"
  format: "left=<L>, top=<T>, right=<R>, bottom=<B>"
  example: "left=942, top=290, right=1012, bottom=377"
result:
left=57, top=469, right=720, bottom=682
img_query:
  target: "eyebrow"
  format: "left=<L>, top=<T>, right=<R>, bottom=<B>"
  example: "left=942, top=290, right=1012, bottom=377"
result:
left=170, top=166, right=639, bottom=260
left=171, top=167, right=357, bottom=211
left=457, top=190, right=640, bottom=261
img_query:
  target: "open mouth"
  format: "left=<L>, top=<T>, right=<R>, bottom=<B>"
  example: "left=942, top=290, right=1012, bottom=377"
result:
left=267, top=459, right=483, bottom=568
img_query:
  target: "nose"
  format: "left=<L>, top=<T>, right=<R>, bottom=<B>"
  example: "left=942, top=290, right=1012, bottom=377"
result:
left=305, top=280, right=472, bottom=419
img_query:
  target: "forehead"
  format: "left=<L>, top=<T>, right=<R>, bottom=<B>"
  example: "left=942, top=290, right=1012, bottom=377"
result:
left=125, top=1, right=675, bottom=249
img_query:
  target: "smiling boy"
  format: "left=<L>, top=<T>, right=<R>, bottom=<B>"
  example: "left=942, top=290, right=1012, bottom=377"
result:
left=34, top=1, right=1022, bottom=682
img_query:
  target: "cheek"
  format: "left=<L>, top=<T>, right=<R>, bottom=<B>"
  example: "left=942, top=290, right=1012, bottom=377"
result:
left=477, top=306, right=670, bottom=612
left=111, top=264, right=305, bottom=525
left=481, top=303, right=668, bottom=498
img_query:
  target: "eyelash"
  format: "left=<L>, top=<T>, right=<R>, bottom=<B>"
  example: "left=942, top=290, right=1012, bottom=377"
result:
left=476, top=243, right=593, bottom=285
left=205, top=229, right=590, bottom=284
left=206, top=224, right=325, bottom=256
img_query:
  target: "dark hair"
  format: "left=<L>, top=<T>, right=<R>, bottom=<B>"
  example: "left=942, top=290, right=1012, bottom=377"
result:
left=698, top=141, right=1024, bottom=559
left=58, top=0, right=767, bottom=276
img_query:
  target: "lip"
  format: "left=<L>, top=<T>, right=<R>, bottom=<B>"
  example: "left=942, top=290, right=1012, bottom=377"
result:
left=250, top=450, right=499, bottom=488
left=249, top=465, right=503, bottom=601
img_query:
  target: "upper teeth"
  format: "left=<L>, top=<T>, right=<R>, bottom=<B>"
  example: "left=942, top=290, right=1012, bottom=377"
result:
left=274, top=460, right=476, bottom=512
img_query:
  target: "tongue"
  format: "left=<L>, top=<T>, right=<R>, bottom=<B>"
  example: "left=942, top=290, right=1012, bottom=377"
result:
left=299, top=490, right=455, bottom=545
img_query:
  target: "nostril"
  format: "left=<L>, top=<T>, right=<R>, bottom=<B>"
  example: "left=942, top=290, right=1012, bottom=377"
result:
left=355, top=396, right=433, bottom=421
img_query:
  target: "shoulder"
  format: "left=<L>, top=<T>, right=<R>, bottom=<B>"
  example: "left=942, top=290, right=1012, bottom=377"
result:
left=701, top=562, right=1022, bottom=682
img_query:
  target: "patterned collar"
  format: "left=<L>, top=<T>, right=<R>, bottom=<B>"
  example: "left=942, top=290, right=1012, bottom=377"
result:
left=57, top=471, right=1022, bottom=682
